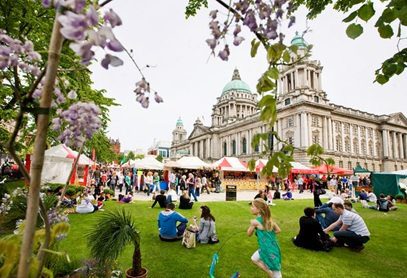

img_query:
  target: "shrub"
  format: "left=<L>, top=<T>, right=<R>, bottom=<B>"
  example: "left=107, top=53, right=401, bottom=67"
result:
left=65, top=187, right=76, bottom=197
left=395, top=194, right=404, bottom=200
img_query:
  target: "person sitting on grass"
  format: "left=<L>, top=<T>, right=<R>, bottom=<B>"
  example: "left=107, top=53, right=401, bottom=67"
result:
left=282, top=188, right=293, bottom=200
left=293, top=207, right=332, bottom=251
left=386, top=195, right=398, bottom=211
left=273, top=188, right=281, bottom=200
left=76, top=193, right=95, bottom=214
left=367, top=191, right=377, bottom=203
left=344, top=200, right=357, bottom=213
left=158, top=203, right=188, bottom=241
left=315, top=203, right=340, bottom=230
left=197, top=205, right=219, bottom=244
left=254, top=190, right=267, bottom=201
left=179, top=190, right=194, bottom=209
left=323, top=203, right=370, bottom=252
left=152, top=190, right=167, bottom=208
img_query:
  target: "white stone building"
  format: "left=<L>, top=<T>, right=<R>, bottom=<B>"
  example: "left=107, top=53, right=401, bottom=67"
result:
left=170, top=35, right=407, bottom=172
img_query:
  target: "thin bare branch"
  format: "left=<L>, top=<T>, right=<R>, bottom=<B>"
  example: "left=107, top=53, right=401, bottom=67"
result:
left=56, top=144, right=84, bottom=209
left=99, top=0, right=114, bottom=7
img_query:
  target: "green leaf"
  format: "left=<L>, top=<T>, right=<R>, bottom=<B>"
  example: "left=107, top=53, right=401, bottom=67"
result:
left=378, top=24, right=394, bottom=38
left=282, top=50, right=291, bottom=63
left=382, top=63, right=398, bottom=76
left=251, top=39, right=260, bottom=58
left=267, top=43, right=285, bottom=63
left=343, top=11, right=358, bottom=22
left=375, top=74, right=389, bottom=84
left=258, top=95, right=276, bottom=108
left=358, top=3, right=375, bottom=22
left=266, top=67, right=279, bottom=80
left=381, top=8, right=396, bottom=23
left=346, top=23, right=363, bottom=39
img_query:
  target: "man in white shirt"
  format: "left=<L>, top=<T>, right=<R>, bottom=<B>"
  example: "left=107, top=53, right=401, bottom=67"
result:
left=323, top=203, right=370, bottom=251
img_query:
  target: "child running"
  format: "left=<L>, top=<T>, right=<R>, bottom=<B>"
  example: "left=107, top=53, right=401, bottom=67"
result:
left=247, top=198, right=282, bottom=278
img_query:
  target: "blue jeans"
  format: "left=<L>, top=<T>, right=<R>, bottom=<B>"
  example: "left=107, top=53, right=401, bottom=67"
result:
left=189, top=188, right=198, bottom=201
left=333, top=230, right=369, bottom=248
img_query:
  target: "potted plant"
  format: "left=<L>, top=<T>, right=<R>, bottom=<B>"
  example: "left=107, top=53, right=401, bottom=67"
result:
left=87, top=208, right=147, bottom=277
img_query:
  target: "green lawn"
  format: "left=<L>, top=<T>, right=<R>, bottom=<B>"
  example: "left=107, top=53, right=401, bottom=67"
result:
left=59, top=199, right=406, bottom=278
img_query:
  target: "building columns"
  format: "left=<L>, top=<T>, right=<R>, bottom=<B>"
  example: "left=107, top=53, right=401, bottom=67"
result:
left=382, top=130, right=389, bottom=157
left=398, top=133, right=404, bottom=160
left=393, top=131, right=399, bottom=159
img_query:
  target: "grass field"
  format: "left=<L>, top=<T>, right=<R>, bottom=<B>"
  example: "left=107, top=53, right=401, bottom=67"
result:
left=59, top=199, right=406, bottom=278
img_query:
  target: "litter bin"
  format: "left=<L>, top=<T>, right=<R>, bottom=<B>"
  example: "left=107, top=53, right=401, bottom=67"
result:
left=226, top=185, right=237, bottom=201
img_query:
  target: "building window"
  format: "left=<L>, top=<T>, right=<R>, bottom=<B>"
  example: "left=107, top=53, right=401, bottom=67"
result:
left=232, top=140, right=236, bottom=155
left=285, top=98, right=291, bottom=105
left=312, top=130, right=320, bottom=145
left=311, top=116, right=320, bottom=127
left=368, top=141, right=374, bottom=156
left=395, top=164, right=398, bottom=171
left=361, top=139, right=367, bottom=155
left=287, top=116, right=294, bottom=128
left=335, top=121, right=341, bottom=133
left=286, top=131, right=294, bottom=145
left=345, top=137, right=351, bottom=153
left=339, top=161, right=343, bottom=168
left=376, top=142, right=381, bottom=157
left=223, top=142, right=227, bottom=156
left=348, top=161, right=352, bottom=170
left=364, top=163, right=368, bottom=169
left=352, top=124, right=358, bottom=136
left=368, top=128, right=373, bottom=138
left=360, top=127, right=366, bottom=138
left=314, top=96, right=319, bottom=103
left=336, top=135, right=343, bottom=152
left=372, top=164, right=375, bottom=171
left=242, top=137, right=247, bottom=154
left=344, top=123, right=350, bottom=134
left=159, top=149, right=168, bottom=158
left=353, top=138, right=359, bottom=154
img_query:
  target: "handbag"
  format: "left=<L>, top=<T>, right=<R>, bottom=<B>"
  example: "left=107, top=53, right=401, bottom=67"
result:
left=209, top=233, right=219, bottom=244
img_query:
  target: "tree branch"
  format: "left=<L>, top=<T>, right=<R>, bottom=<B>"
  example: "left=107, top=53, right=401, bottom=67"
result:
left=56, top=144, right=84, bottom=209
left=99, top=0, right=114, bottom=7
left=17, top=14, right=64, bottom=277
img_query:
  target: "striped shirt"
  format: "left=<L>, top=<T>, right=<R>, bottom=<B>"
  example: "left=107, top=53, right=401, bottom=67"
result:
left=340, top=210, right=370, bottom=237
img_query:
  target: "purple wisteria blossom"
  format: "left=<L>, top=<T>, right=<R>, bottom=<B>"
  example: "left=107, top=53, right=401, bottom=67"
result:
left=154, top=92, right=163, bottom=103
left=101, top=54, right=123, bottom=69
left=52, top=102, right=101, bottom=147
left=0, top=29, right=42, bottom=76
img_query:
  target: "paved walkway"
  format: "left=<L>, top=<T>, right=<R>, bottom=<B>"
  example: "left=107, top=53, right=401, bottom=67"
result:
left=115, top=189, right=329, bottom=202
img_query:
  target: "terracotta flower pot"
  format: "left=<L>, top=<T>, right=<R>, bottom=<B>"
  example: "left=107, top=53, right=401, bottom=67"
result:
left=126, top=267, right=148, bottom=278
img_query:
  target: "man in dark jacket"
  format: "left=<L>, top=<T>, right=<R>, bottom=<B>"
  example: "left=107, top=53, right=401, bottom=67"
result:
left=151, top=190, right=168, bottom=208
left=293, top=207, right=331, bottom=251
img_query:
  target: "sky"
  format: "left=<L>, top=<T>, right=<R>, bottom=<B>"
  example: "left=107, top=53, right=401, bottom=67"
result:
left=90, top=0, right=407, bottom=152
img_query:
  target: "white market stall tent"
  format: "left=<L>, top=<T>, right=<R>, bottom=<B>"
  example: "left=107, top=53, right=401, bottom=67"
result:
left=41, top=144, right=93, bottom=185
left=130, top=156, right=164, bottom=170
left=165, top=156, right=212, bottom=170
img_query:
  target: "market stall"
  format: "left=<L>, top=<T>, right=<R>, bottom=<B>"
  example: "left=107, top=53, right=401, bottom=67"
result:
left=212, top=157, right=259, bottom=190
left=40, top=144, right=93, bottom=186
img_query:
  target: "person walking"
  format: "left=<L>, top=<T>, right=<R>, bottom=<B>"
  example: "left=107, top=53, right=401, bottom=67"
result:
left=187, top=173, right=198, bottom=202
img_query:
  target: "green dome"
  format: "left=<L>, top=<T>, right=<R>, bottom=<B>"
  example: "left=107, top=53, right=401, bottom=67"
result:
left=176, top=117, right=183, bottom=127
left=221, top=69, right=252, bottom=96
left=291, top=32, right=307, bottom=49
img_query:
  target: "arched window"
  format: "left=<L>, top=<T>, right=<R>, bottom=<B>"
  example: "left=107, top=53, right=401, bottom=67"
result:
left=361, top=139, right=366, bottom=155
left=223, top=142, right=227, bottom=156
left=232, top=140, right=236, bottom=155
left=242, top=137, right=247, bottom=154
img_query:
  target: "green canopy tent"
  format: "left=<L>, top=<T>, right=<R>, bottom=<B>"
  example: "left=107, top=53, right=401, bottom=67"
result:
left=353, top=164, right=371, bottom=174
left=371, top=172, right=407, bottom=197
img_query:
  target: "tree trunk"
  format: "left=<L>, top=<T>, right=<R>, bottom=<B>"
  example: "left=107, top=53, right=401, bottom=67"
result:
left=132, top=244, right=142, bottom=276
left=17, top=15, right=64, bottom=277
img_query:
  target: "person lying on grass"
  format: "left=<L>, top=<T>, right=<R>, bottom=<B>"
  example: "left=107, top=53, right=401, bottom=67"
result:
left=248, top=198, right=282, bottom=278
